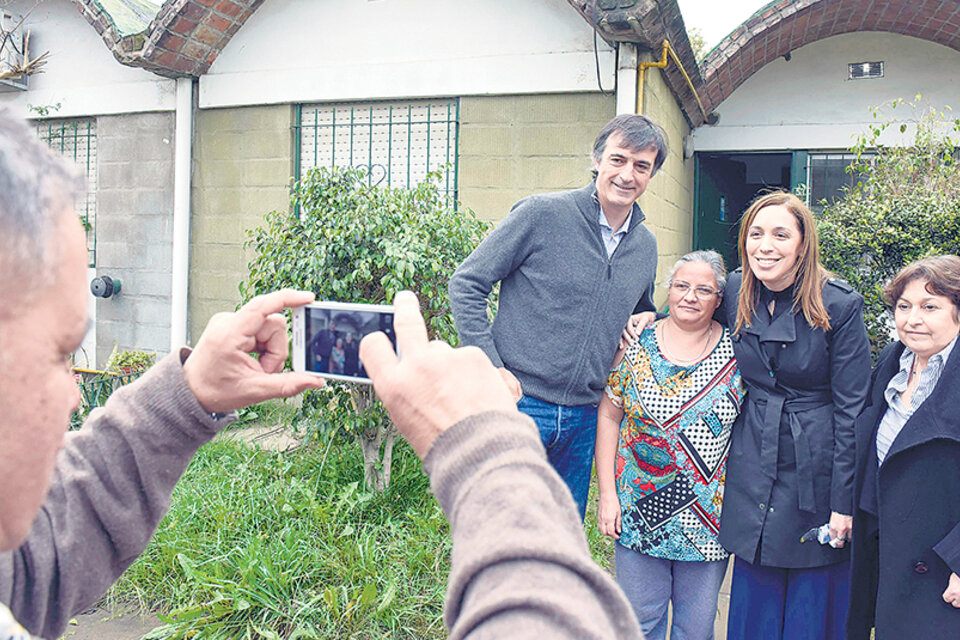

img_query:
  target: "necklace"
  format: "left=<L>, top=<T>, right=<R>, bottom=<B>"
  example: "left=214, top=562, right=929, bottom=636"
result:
left=657, top=319, right=714, bottom=365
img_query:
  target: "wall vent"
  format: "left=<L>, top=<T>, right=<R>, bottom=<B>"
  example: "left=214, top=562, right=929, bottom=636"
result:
left=848, top=61, right=884, bottom=80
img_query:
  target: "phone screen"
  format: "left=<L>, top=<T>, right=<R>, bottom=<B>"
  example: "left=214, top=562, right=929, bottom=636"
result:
left=294, top=302, right=395, bottom=383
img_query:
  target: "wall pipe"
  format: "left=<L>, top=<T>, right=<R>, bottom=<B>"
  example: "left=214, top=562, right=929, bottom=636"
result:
left=170, top=76, right=194, bottom=351
left=637, top=39, right=710, bottom=122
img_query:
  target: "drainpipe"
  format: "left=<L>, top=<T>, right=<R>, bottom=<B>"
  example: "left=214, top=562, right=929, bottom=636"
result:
left=170, top=76, right=194, bottom=351
left=616, top=43, right=638, bottom=115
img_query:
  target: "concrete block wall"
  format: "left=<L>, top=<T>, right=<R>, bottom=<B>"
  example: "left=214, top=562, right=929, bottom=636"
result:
left=636, top=59, right=696, bottom=308
left=95, top=112, right=176, bottom=365
left=458, top=93, right=616, bottom=224
left=189, top=104, right=295, bottom=342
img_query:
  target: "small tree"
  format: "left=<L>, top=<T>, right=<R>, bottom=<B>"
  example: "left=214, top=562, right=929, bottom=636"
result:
left=241, top=166, right=489, bottom=491
left=818, top=98, right=960, bottom=354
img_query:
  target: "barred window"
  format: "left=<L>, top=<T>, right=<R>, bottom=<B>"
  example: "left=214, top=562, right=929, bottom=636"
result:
left=35, top=118, right=97, bottom=266
left=296, top=99, right=459, bottom=198
left=806, top=153, right=869, bottom=210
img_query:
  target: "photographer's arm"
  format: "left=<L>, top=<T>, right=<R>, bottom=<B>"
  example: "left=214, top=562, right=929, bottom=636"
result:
left=361, top=292, right=641, bottom=639
left=0, top=291, right=323, bottom=639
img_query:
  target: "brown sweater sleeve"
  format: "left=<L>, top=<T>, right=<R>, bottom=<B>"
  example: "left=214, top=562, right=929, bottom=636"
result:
left=0, top=352, right=230, bottom=640
left=424, top=411, right=642, bottom=640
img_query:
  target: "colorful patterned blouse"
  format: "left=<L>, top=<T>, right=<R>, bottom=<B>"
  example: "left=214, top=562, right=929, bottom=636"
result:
left=605, top=321, right=743, bottom=561
left=0, top=603, right=31, bottom=640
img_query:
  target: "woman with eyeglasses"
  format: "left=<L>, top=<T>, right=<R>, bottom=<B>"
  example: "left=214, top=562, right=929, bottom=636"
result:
left=595, top=250, right=744, bottom=640
left=718, top=191, right=871, bottom=640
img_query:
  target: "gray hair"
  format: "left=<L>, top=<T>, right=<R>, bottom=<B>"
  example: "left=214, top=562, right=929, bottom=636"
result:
left=0, top=108, right=82, bottom=305
left=592, top=114, right=669, bottom=177
left=663, top=250, right=727, bottom=294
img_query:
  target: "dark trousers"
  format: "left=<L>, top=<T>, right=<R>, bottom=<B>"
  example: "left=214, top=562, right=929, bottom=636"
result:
left=727, top=556, right=850, bottom=640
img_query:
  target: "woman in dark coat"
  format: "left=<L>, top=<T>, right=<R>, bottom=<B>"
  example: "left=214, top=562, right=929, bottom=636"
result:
left=718, top=192, right=872, bottom=640
left=847, top=255, right=960, bottom=640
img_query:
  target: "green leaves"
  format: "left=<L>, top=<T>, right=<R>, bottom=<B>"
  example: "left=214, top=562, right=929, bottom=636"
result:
left=818, top=98, right=960, bottom=356
left=241, top=165, right=489, bottom=345
left=240, top=166, right=490, bottom=492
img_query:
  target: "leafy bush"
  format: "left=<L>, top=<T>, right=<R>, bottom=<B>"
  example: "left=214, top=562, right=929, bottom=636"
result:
left=817, top=98, right=960, bottom=353
left=105, top=347, right=157, bottom=374
left=241, top=166, right=489, bottom=490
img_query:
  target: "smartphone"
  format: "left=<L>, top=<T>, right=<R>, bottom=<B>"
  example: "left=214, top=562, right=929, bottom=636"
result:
left=292, top=301, right=396, bottom=384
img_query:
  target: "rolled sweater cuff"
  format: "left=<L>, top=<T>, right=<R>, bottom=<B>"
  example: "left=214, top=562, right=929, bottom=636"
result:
left=422, top=410, right=544, bottom=517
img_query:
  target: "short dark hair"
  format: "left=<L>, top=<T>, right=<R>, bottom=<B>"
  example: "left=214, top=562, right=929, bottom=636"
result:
left=592, top=114, right=668, bottom=176
left=884, top=255, right=960, bottom=318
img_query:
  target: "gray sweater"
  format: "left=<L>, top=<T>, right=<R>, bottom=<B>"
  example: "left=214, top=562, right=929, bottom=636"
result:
left=0, top=355, right=642, bottom=639
left=426, top=411, right=643, bottom=639
left=449, top=182, right=658, bottom=406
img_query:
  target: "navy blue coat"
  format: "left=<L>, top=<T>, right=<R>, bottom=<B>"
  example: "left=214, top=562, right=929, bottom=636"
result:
left=847, top=341, right=960, bottom=640
left=718, top=271, right=871, bottom=568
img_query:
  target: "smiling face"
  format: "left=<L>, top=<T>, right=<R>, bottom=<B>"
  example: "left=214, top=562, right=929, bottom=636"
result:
left=667, top=261, right=722, bottom=329
left=592, top=132, right=659, bottom=220
left=894, top=278, right=960, bottom=361
left=744, top=204, right=803, bottom=292
left=0, top=212, right=88, bottom=551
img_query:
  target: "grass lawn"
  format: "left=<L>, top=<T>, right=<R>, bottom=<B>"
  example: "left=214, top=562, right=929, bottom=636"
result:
left=104, top=421, right=613, bottom=639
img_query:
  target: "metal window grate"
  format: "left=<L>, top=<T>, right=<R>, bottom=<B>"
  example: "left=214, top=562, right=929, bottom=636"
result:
left=806, top=152, right=872, bottom=208
left=296, top=99, right=459, bottom=198
left=35, top=118, right=97, bottom=266
left=848, top=61, right=883, bottom=80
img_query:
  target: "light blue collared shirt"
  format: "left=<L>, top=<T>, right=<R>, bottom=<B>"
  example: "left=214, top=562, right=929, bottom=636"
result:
left=876, top=335, right=957, bottom=464
left=598, top=207, right=632, bottom=257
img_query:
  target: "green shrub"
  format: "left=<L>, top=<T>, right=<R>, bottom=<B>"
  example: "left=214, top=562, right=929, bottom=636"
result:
left=105, top=347, right=157, bottom=374
left=241, top=166, right=489, bottom=491
left=818, top=98, right=960, bottom=354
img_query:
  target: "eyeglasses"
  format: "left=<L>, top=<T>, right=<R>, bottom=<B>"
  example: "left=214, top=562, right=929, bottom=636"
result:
left=670, top=281, right=719, bottom=299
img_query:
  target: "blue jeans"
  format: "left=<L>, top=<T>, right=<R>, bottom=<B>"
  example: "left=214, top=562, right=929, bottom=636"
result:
left=517, top=395, right=598, bottom=521
left=614, top=544, right=728, bottom=640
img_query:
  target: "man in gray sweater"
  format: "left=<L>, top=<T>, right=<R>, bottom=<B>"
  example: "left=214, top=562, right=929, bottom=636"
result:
left=0, top=109, right=642, bottom=638
left=449, top=114, right=666, bottom=519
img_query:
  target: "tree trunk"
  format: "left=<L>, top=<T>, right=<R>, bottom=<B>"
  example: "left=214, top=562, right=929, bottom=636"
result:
left=359, top=423, right=397, bottom=492
left=353, top=385, right=396, bottom=492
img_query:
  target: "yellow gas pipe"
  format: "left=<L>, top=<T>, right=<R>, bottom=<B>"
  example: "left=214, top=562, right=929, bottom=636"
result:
left=637, top=39, right=710, bottom=122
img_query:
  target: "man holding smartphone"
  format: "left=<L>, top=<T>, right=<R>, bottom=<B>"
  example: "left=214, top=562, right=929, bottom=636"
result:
left=448, top=114, right=666, bottom=520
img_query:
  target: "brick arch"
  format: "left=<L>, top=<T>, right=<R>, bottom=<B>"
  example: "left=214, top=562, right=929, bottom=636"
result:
left=700, top=0, right=960, bottom=112
left=74, top=0, right=265, bottom=78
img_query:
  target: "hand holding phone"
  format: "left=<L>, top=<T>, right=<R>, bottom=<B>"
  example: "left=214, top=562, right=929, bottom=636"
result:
left=359, top=291, right=517, bottom=457
left=292, top=301, right=396, bottom=383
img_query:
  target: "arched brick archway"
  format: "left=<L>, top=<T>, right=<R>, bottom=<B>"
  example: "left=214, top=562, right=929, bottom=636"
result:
left=701, top=0, right=960, bottom=112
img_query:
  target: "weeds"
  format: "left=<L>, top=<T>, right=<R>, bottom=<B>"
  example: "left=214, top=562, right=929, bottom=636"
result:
left=105, top=427, right=615, bottom=638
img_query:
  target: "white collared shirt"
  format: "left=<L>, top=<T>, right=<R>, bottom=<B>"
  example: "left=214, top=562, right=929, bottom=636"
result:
left=876, top=336, right=957, bottom=464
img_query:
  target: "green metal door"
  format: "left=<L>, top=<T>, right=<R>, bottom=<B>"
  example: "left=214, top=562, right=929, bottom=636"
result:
left=694, top=156, right=740, bottom=270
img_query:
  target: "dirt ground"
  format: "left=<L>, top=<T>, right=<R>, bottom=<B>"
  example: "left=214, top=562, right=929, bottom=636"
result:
left=58, top=610, right=162, bottom=640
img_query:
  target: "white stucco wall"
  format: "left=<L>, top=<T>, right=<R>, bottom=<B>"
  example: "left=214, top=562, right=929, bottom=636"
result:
left=693, top=32, right=960, bottom=151
left=200, top=0, right=615, bottom=108
left=0, top=0, right=174, bottom=118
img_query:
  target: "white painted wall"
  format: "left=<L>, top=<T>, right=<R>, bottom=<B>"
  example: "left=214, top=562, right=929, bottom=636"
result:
left=693, top=32, right=960, bottom=151
left=200, top=0, right=615, bottom=108
left=0, top=0, right=174, bottom=119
